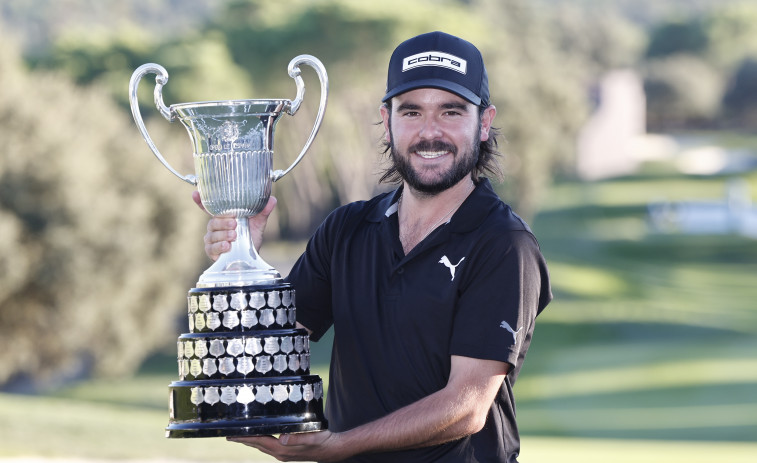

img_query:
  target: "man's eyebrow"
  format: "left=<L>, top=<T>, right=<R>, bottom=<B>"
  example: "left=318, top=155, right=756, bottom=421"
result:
left=396, top=102, right=421, bottom=112
left=440, top=102, right=469, bottom=111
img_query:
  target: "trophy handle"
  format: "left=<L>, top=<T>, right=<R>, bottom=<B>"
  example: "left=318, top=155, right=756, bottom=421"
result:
left=129, top=63, right=198, bottom=186
left=271, top=55, right=329, bottom=183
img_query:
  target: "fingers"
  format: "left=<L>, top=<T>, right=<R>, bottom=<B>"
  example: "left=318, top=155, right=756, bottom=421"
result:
left=226, top=435, right=293, bottom=458
left=207, top=216, right=237, bottom=233
left=226, top=431, right=337, bottom=461
left=226, top=435, right=281, bottom=456
left=250, top=196, right=277, bottom=251
left=250, top=196, right=277, bottom=230
left=197, top=195, right=277, bottom=261
left=261, top=196, right=277, bottom=216
left=204, top=217, right=237, bottom=261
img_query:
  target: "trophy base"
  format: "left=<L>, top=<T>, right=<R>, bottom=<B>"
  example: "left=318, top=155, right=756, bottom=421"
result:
left=167, top=377, right=327, bottom=439
left=168, top=282, right=328, bottom=439
left=166, top=415, right=327, bottom=438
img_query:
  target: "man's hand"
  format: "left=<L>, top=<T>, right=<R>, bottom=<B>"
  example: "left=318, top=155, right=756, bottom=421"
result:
left=192, top=191, right=277, bottom=261
left=228, top=430, right=350, bottom=462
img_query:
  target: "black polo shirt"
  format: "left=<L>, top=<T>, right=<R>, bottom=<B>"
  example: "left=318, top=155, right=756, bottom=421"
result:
left=288, top=179, right=551, bottom=463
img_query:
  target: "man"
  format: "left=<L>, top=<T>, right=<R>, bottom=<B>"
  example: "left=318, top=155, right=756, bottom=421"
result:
left=196, top=31, right=552, bottom=462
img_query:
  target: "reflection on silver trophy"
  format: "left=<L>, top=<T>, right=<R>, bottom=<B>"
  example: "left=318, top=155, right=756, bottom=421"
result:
left=129, top=55, right=328, bottom=287
left=129, top=56, right=329, bottom=438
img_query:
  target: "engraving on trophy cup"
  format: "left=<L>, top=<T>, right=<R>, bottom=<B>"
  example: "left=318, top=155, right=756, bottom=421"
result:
left=289, top=384, right=303, bottom=402
left=237, top=356, right=254, bottom=376
left=194, top=340, right=208, bottom=358
left=230, top=291, right=247, bottom=310
left=273, top=384, right=289, bottom=403
left=221, top=386, right=237, bottom=405
left=223, top=311, right=240, bottom=329
left=241, top=309, right=257, bottom=328
left=288, top=354, right=301, bottom=372
left=246, top=337, right=263, bottom=356
left=256, top=385, right=273, bottom=404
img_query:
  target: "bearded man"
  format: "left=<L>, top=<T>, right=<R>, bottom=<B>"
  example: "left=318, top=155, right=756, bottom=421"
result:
left=197, top=31, right=552, bottom=463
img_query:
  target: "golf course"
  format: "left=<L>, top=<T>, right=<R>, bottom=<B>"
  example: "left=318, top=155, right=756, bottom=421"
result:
left=2, top=150, right=756, bottom=462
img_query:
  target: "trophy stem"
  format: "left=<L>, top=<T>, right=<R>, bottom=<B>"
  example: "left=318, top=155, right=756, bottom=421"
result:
left=196, top=217, right=282, bottom=288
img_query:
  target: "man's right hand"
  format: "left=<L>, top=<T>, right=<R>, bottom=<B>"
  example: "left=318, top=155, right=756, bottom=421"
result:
left=192, top=191, right=277, bottom=261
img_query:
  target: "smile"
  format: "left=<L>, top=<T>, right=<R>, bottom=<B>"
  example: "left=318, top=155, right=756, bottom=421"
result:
left=416, top=150, right=448, bottom=159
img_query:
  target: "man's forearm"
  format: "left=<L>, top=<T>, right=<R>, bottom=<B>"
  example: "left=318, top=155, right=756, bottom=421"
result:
left=335, top=357, right=508, bottom=455
left=339, top=384, right=486, bottom=454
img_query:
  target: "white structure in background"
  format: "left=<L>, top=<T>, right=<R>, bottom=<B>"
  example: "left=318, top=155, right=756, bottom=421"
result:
left=576, top=70, right=757, bottom=239
left=648, top=179, right=757, bottom=238
left=576, top=70, right=757, bottom=179
left=674, top=144, right=757, bottom=175
left=576, top=70, right=647, bottom=180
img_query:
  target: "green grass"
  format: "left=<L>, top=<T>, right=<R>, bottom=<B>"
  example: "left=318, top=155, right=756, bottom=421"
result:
left=520, top=436, right=757, bottom=463
left=0, top=359, right=331, bottom=461
left=516, top=168, right=757, bottom=448
left=3, top=164, right=757, bottom=462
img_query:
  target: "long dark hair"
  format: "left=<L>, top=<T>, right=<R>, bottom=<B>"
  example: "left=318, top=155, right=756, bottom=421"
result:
left=378, top=102, right=504, bottom=184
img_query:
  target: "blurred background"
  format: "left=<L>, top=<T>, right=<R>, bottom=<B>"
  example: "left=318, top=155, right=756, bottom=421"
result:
left=0, top=0, right=755, bottom=461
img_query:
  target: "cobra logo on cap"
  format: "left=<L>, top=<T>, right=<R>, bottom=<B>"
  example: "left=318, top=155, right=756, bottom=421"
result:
left=402, top=51, right=467, bottom=74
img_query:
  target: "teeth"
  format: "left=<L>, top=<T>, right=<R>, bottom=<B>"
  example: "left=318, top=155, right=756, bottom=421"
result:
left=417, top=151, right=447, bottom=159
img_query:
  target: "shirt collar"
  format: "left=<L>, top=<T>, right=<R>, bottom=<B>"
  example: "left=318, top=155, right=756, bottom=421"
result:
left=367, top=178, right=502, bottom=233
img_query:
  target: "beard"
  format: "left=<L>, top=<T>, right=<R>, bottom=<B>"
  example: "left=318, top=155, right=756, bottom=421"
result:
left=390, top=135, right=479, bottom=195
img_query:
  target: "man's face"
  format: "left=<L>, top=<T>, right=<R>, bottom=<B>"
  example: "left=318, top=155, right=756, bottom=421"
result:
left=380, top=88, right=494, bottom=194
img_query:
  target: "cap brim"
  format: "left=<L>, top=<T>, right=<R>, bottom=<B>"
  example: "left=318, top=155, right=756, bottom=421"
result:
left=382, top=79, right=482, bottom=106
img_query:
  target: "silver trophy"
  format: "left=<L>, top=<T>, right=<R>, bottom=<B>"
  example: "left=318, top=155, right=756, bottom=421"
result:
left=129, top=55, right=328, bottom=287
left=129, top=57, right=329, bottom=438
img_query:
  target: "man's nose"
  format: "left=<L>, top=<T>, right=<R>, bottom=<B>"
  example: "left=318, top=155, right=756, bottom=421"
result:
left=418, top=117, right=443, bottom=139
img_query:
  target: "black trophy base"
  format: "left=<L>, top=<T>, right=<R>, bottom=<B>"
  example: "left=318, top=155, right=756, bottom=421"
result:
left=167, top=376, right=327, bottom=438
left=166, top=415, right=327, bottom=438
left=168, top=282, right=328, bottom=438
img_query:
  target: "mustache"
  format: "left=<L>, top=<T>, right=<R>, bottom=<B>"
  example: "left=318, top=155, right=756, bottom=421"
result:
left=407, top=140, right=457, bottom=155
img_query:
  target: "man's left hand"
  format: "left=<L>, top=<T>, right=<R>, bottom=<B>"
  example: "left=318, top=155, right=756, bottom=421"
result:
left=228, top=430, right=348, bottom=462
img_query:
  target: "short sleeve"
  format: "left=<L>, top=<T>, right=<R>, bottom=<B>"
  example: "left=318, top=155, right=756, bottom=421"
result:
left=449, top=230, right=550, bottom=371
left=285, top=215, right=337, bottom=341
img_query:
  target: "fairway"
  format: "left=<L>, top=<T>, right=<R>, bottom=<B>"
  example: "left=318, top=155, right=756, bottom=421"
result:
left=521, top=436, right=757, bottom=463
left=516, top=170, right=757, bottom=445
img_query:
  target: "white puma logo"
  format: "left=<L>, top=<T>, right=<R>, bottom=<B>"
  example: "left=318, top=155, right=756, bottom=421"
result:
left=500, top=320, right=523, bottom=344
left=439, top=255, right=465, bottom=281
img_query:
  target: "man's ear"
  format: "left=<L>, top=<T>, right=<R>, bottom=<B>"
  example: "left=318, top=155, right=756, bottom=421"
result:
left=379, top=103, right=391, bottom=143
left=480, top=105, right=496, bottom=142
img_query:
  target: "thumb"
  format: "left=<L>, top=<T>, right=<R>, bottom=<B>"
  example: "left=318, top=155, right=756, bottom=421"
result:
left=258, top=196, right=277, bottom=220
left=192, top=190, right=209, bottom=215
left=249, top=196, right=277, bottom=250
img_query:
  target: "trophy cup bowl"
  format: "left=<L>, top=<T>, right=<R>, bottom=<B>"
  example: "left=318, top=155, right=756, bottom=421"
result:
left=129, top=56, right=329, bottom=438
left=129, top=55, right=328, bottom=287
left=179, top=99, right=285, bottom=287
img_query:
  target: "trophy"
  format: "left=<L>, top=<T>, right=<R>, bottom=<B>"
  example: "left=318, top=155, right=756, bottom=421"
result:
left=129, top=55, right=328, bottom=438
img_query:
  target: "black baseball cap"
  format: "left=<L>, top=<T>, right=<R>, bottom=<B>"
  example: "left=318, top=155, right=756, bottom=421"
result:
left=382, top=31, right=490, bottom=106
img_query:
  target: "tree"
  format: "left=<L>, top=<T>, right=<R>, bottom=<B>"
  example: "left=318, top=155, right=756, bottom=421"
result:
left=722, top=57, right=757, bottom=127
left=645, top=18, right=709, bottom=58
left=0, top=38, right=207, bottom=390
left=642, top=54, right=724, bottom=129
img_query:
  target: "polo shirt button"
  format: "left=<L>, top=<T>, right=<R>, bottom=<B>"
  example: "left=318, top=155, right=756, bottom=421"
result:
left=397, top=268, right=405, bottom=275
